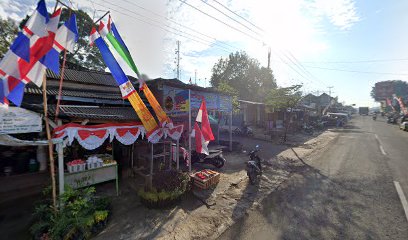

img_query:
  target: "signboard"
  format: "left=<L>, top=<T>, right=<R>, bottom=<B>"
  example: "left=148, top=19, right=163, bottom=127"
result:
left=162, top=85, right=233, bottom=116
left=0, top=107, right=42, bottom=134
left=163, top=86, right=190, bottom=116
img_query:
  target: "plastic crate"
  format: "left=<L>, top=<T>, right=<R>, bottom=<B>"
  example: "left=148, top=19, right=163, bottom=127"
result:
left=87, top=162, right=103, bottom=170
left=192, top=171, right=220, bottom=190
left=67, top=163, right=86, bottom=173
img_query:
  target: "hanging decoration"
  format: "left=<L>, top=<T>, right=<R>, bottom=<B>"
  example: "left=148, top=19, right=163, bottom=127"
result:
left=0, top=1, right=78, bottom=106
left=53, top=122, right=184, bottom=150
left=99, top=17, right=172, bottom=127
left=89, top=28, right=161, bottom=143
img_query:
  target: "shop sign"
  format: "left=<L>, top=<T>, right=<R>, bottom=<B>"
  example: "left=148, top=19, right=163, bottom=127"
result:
left=163, top=85, right=190, bottom=116
left=163, top=85, right=233, bottom=116
left=0, top=107, right=42, bottom=134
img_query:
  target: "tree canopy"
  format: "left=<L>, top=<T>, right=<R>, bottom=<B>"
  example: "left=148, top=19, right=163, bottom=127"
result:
left=371, top=80, right=408, bottom=101
left=210, top=51, right=277, bottom=102
left=0, top=18, right=18, bottom=58
left=265, top=84, right=303, bottom=111
left=19, top=9, right=105, bottom=71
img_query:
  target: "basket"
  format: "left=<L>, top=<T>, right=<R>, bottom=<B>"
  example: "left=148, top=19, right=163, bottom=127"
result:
left=87, top=162, right=103, bottom=170
left=192, top=171, right=220, bottom=190
left=67, top=163, right=86, bottom=173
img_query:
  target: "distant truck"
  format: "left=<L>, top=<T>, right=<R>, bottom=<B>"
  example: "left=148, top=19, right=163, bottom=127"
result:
left=359, top=107, right=369, bottom=115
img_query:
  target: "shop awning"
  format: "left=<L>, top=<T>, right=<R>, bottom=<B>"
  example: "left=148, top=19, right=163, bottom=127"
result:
left=53, top=122, right=184, bottom=150
left=0, top=134, right=61, bottom=146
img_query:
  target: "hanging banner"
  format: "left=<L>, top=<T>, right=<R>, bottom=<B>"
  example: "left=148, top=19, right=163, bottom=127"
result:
left=162, top=85, right=232, bottom=115
left=141, top=83, right=171, bottom=126
left=163, top=85, right=190, bottom=116
left=0, top=107, right=42, bottom=134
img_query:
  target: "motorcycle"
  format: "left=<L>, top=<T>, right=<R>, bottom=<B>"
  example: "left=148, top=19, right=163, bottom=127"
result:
left=387, top=116, right=397, bottom=124
left=233, top=125, right=254, bottom=136
left=191, top=149, right=226, bottom=168
left=302, top=123, right=314, bottom=135
left=246, top=145, right=262, bottom=185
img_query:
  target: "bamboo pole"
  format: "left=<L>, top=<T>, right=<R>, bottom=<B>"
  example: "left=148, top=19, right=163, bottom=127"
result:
left=42, top=73, right=57, bottom=210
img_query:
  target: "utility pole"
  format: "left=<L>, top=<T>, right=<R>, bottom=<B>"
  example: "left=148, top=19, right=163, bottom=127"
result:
left=328, top=86, right=334, bottom=96
left=195, top=69, right=197, bottom=85
left=267, top=47, right=271, bottom=69
left=175, top=40, right=180, bottom=80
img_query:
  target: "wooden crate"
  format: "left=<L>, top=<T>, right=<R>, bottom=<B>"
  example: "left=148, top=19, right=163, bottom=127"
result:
left=192, top=171, right=220, bottom=190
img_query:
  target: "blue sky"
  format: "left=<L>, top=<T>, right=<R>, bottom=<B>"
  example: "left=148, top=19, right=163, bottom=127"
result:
left=1, top=0, right=408, bottom=107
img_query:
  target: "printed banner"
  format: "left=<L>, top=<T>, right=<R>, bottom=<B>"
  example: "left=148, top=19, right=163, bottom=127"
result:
left=0, top=107, right=42, bottom=134
left=163, top=85, right=190, bottom=116
left=163, top=85, right=232, bottom=116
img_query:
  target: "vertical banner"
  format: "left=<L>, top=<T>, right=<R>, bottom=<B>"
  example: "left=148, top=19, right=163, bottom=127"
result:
left=141, top=83, right=171, bottom=126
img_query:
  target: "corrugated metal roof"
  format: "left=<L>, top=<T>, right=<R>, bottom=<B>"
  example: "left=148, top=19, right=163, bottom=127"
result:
left=24, top=86, right=122, bottom=100
left=46, top=69, right=117, bottom=86
left=47, top=105, right=139, bottom=121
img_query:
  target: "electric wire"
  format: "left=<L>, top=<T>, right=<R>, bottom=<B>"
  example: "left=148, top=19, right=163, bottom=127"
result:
left=91, top=0, right=235, bottom=53
left=198, top=0, right=263, bottom=38
left=118, top=0, right=241, bottom=52
left=211, top=0, right=265, bottom=33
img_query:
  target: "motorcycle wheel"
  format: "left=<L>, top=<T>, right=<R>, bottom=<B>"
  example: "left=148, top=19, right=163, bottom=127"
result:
left=247, top=168, right=257, bottom=185
left=213, top=156, right=226, bottom=168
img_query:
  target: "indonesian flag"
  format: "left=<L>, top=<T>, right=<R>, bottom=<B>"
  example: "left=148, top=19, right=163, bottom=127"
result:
left=196, top=99, right=215, bottom=141
left=193, top=122, right=209, bottom=155
left=191, top=99, right=214, bottom=155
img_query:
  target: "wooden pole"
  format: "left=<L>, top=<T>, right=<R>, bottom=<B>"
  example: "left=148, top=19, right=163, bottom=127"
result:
left=42, top=73, right=57, bottom=210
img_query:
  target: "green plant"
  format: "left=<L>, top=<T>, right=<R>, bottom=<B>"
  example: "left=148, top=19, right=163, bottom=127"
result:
left=94, top=210, right=109, bottom=223
left=138, top=170, right=190, bottom=208
left=30, top=186, right=110, bottom=240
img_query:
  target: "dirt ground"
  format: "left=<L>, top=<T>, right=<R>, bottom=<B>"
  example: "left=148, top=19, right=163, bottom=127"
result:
left=94, top=130, right=339, bottom=240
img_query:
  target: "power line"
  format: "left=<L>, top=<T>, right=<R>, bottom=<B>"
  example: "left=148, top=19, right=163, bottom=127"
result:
left=197, top=0, right=324, bottom=86
left=211, top=0, right=265, bottom=33
left=178, top=0, right=263, bottom=43
left=303, top=65, right=408, bottom=76
left=303, top=58, right=408, bottom=64
left=178, top=0, right=325, bottom=86
left=92, top=0, right=235, bottom=53
left=117, top=0, right=240, bottom=52
left=198, top=0, right=263, bottom=38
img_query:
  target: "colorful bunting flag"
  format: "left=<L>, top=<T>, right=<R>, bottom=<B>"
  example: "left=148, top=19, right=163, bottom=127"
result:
left=99, top=17, right=172, bottom=127
left=0, top=0, right=49, bottom=103
left=89, top=27, right=161, bottom=143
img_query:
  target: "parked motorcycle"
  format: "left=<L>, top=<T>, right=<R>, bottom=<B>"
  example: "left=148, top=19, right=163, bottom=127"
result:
left=387, top=116, right=397, bottom=124
left=233, top=125, right=254, bottom=136
left=246, top=145, right=262, bottom=185
left=191, top=149, right=226, bottom=168
left=301, top=124, right=314, bottom=135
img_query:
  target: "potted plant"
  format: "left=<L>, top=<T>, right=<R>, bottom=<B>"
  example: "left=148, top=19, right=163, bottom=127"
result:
left=138, top=170, right=190, bottom=208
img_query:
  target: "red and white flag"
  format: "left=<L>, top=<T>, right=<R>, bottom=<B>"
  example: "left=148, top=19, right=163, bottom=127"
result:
left=191, top=99, right=214, bottom=155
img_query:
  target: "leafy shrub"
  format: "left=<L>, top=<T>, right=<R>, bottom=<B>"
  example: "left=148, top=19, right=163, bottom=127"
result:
left=30, top=186, right=111, bottom=240
left=138, top=170, right=190, bottom=208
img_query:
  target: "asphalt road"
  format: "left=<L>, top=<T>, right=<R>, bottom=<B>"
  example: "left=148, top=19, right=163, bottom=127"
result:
left=219, top=115, right=408, bottom=240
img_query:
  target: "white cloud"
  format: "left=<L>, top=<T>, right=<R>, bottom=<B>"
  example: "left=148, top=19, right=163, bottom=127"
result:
left=307, top=0, right=360, bottom=31
left=0, top=0, right=360, bottom=88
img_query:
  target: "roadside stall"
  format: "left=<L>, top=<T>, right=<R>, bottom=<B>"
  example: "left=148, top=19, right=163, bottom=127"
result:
left=53, top=122, right=184, bottom=195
